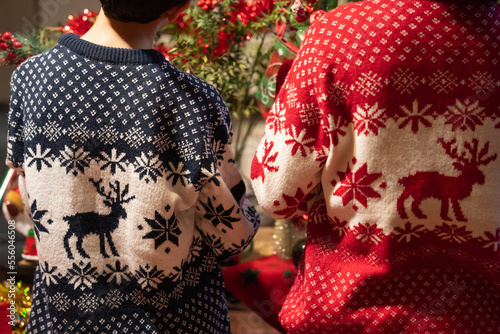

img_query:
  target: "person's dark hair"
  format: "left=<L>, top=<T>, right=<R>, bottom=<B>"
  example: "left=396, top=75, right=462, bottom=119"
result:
left=99, top=0, right=188, bottom=24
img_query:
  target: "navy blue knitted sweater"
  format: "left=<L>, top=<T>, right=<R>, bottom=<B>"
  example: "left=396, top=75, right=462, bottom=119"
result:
left=6, top=33, right=260, bottom=334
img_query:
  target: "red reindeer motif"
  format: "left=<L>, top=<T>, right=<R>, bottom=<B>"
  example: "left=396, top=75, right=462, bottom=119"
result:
left=397, top=138, right=497, bottom=222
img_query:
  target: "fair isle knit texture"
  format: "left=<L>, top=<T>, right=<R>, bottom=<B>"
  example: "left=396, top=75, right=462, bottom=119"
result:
left=7, top=33, right=260, bottom=334
left=251, top=0, right=499, bottom=333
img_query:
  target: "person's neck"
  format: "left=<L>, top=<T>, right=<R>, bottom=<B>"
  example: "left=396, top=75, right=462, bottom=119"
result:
left=81, top=9, right=161, bottom=50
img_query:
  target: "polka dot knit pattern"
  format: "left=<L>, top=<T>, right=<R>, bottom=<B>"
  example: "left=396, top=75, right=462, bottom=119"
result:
left=251, top=0, right=500, bottom=333
left=7, top=33, right=260, bottom=333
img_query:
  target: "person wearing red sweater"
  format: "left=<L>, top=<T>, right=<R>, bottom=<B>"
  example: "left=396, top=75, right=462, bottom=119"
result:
left=251, top=0, right=500, bottom=332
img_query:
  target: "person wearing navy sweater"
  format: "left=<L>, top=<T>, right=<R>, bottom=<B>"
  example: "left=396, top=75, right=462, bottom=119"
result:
left=6, top=0, right=260, bottom=333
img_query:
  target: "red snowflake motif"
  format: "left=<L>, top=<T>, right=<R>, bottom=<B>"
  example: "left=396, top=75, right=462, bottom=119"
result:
left=396, top=100, right=434, bottom=133
left=435, top=223, right=472, bottom=244
left=480, top=228, right=500, bottom=252
left=444, top=99, right=485, bottom=131
left=353, top=222, right=385, bottom=244
left=267, top=98, right=287, bottom=135
left=353, top=102, right=387, bottom=136
left=285, top=125, right=315, bottom=157
left=333, top=162, right=383, bottom=209
left=273, top=187, right=316, bottom=218
left=393, top=222, right=425, bottom=243
left=251, top=140, right=279, bottom=183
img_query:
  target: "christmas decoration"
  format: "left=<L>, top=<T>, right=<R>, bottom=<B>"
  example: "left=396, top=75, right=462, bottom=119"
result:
left=60, top=9, right=98, bottom=35
left=2, top=168, right=33, bottom=236
left=22, top=229, right=38, bottom=261
left=4, top=188, right=23, bottom=217
left=0, top=281, right=32, bottom=333
left=273, top=219, right=296, bottom=259
left=0, top=1, right=357, bottom=160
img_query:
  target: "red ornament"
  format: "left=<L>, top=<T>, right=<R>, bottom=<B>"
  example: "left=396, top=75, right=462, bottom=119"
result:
left=3, top=32, right=12, bottom=40
left=0, top=43, right=7, bottom=51
left=197, top=0, right=217, bottom=12
left=14, top=41, right=22, bottom=48
left=8, top=52, right=16, bottom=60
left=60, top=9, right=98, bottom=36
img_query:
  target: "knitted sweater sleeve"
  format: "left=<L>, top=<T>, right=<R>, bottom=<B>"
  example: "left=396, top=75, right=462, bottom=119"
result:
left=194, top=103, right=260, bottom=260
left=6, top=68, right=25, bottom=175
left=251, top=35, right=332, bottom=219
left=6, top=68, right=30, bottom=213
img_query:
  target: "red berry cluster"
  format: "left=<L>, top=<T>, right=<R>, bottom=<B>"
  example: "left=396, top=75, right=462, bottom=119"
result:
left=0, top=32, right=26, bottom=66
left=292, top=0, right=318, bottom=24
left=197, top=0, right=218, bottom=12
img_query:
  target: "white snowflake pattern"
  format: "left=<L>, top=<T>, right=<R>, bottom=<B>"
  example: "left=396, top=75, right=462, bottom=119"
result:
left=299, top=103, right=321, bottom=126
left=267, top=98, right=287, bottom=135
left=153, top=131, right=175, bottom=153
left=23, top=119, right=38, bottom=141
left=285, top=84, right=299, bottom=110
left=184, top=268, right=201, bottom=287
left=103, top=289, right=126, bottom=310
left=328, top=80, right=349, bottom=106
left=77, top=293, right=101, bottom=313
left=68, top=122, right=90, bottom=143
left=150, top=290, right=169, bottom=310
left=428, top=70, right=459, bottom=94
left=97, top=124, right=119, bottom=146
left=170, top=281, right=185, bottom=300
left=354, top=71, right=384, bottom=97
left=129, top=289, right=148, bottom=306
left=468, top=71, right=496, bottom=96
left=201, top=253, right=217, bottom=272
left=42, top=120, right=62, bottom=142
left=49, top=292, right=72, bottom=312
left=391, top=68, right=420, bottom=94
left=179, top=139, right=197, bottom=161
left=124, top=127, right=147, bottom=149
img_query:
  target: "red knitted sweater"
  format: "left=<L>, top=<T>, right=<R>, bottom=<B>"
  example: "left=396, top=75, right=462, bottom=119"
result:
left=251, top=0, right=500, bottom=332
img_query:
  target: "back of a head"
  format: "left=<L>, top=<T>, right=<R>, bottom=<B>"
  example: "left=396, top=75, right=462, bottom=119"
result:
left=99, top=0, right=187, bottom=23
